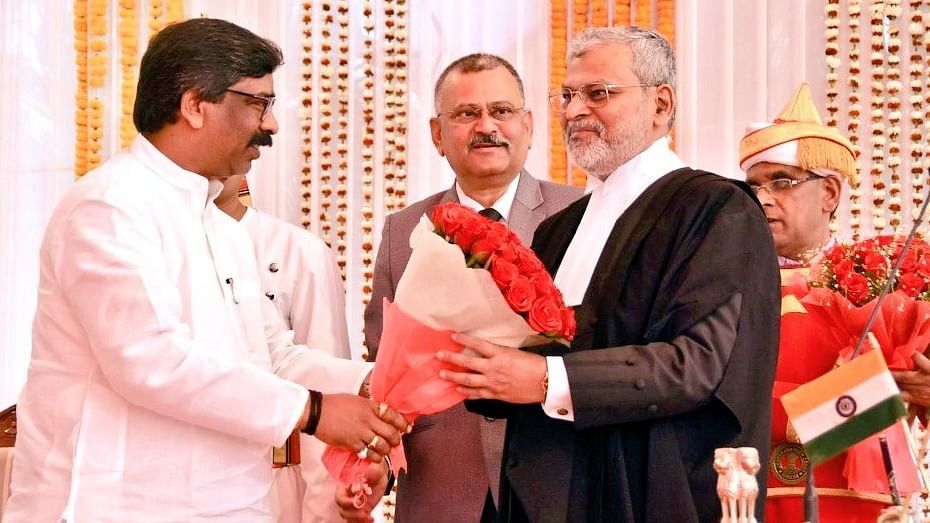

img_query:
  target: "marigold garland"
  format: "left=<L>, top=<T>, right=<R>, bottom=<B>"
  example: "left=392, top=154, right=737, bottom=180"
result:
left=634, top=0, right=652, bottom=28
left=86, top=0, right=107, bottom=173
left=549, top=0, right=568, bottom=184
left=74, top=0, right=89, bottom=177
left=613, top=0, right=631, bottom=25
left=656, top=0, right=674, bottom=48
left=572, top=0, right=588, bottom=35
left=118, top=0, right=138, bottom=148
left=592, top=0, right=608, bottom=27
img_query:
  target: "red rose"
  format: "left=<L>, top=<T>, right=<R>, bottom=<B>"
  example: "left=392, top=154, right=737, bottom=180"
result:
left=898, top=272, right=927, bottom=297
left=452, top=218, right=488, bottom=252
left=832, top=258, right=855, bottom=281
left=490, top=259, right=519, bottom=288
left=505, top=276, right=536, bottom=312
left=527, top=295, right=564, bottom=335
left=431, top=202, right=472, bottom=237
left=494, top=242, right=520, bottom=264
left=471, top=234, right=505, bottom=265
left=862, top=252, right=887, bottom=277
left=899, top=252, right=919, bottom=273
left=840, top=272, right=871, bottom=306
left=826, top=245, right=847, bottom=266
left=916, top=256, right=930, bottom=278
left=528, top=271, right=557, bottom=295
left=516, top=248, right=546, bottom=275
left=560, top=307, right=576, bottom=341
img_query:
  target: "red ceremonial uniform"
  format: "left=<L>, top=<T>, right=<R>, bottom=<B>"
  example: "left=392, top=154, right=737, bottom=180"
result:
left=766, top=268, right=890, bottom=522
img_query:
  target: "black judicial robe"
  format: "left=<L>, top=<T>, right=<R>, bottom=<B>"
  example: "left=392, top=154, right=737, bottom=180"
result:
left=496, top=168, right=780, bottom=523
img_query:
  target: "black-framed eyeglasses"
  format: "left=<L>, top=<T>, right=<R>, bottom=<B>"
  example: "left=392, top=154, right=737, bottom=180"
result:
left=749, top=176, right=822, bottom=195
left=225, top=88, right=276, bottom=120
left=549, top=82, right=652, bottom=113
left=436, top=103, right=526, bottom=124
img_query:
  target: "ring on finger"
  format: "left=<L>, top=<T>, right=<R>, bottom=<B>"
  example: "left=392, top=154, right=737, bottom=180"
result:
left=368, top=435, right=380, bottom=449
left=377, top=402, right=389, bottom=419
left=356, top=445, right=369, bottom=460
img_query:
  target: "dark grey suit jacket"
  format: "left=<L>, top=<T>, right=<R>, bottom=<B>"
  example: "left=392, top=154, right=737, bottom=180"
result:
left=363, top=171, right=582, bottom=523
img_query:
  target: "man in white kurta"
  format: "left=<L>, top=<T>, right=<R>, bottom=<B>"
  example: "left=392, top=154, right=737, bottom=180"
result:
left=6, top=18, right=404, bottom=523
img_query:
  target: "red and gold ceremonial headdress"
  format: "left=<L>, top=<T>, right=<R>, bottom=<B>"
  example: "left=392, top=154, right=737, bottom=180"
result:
left=739, top=83, right=858, bottom=184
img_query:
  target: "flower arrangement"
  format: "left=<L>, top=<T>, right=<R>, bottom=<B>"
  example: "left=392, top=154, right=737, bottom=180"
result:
left=429, top=202, right=575, bottom=343
left=802, top=234, right=930, bottom=495
left=810, top=234, right=930, bottom=306
left=323, top=202, right=576, bottom=508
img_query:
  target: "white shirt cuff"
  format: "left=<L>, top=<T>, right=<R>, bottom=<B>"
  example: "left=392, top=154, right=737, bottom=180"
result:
left=542, top=356, right=574, bottom=421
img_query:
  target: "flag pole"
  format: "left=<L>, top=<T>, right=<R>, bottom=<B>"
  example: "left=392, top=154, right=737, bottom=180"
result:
left=803, top=464, right=818, bottom=523
left=879, top=435, right=903, bottom=506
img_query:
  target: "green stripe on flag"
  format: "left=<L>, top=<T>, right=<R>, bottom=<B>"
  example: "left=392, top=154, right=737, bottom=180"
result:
left=804, top=395, right=907, bottom=464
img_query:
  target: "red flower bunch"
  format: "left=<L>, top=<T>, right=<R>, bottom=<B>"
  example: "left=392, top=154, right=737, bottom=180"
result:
left=430, top=202, right=575, bottom=343
left=811, top=235, right=930, bottom=306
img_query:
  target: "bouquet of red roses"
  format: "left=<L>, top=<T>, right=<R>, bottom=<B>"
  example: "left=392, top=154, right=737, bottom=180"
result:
left=322, top=202, right=575, bottom=507
left=802, top=234, right=930, bottom=494
left=429, top=202, right=575, bottom=343
left=806, top=235, right=930, bottom=369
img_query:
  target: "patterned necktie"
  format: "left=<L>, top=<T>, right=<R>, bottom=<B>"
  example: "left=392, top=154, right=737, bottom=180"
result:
left=478, top=207, right=503, bottom=222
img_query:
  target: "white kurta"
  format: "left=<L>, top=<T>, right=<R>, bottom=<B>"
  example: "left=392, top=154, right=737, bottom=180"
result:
left=6, top=136, right=368, bottom=523
left=240, top=208, right=355, bottom=523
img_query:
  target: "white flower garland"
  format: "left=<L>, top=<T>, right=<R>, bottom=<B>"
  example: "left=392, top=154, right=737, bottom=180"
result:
left=869, top=0, right=888, bottom=231
left=300, top=1, right=314, bottom=230
left=886, top=0, right=903, bottom=229
left=825, top=1, right=841, bottom=128
left=319, top=0, right=334, bottom=247
left=848, top=0, right=864, bottom=237
left=908, top=1, right=925, bottom=221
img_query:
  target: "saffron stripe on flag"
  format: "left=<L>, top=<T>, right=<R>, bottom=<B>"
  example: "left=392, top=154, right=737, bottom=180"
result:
left=802, top=395, right=907, bottom=464
left=782, top=349, right=889, bottom=417
left=789, top=368, right=900, bottom=442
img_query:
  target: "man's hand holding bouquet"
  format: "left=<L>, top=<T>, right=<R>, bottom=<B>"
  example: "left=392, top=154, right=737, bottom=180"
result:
left=324, top=202, right=575, bottom=509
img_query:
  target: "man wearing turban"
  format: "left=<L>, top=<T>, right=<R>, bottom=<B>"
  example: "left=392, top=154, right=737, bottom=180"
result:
left=740, top=83, right=930, bottom=522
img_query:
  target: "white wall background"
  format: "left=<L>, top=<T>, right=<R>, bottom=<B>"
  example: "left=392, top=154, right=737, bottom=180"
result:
left=0, top=0, right=830, bottom=407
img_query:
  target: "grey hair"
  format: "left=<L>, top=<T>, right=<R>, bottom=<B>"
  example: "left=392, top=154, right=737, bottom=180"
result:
left=568, top=26, right=677, bottom=127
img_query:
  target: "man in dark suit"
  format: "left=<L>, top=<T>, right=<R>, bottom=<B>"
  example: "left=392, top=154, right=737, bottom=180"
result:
left=363, top=54, right=582, bottom=523
left=437, top=28, right=780, bottom=522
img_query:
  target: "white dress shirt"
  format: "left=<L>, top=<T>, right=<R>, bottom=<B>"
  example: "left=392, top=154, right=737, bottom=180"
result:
left=544, top=137, right=687, bottom=421
left=455, top=173, right=520, bottom=222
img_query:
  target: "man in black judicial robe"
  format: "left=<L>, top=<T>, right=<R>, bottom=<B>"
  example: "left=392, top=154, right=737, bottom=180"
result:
left=436, top=26, right=780, bottom=523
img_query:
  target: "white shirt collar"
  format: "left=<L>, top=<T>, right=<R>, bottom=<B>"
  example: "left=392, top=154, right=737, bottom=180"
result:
left=454, top=173, right=521, bottom=222
left=554, top=137, right=686, bottom=306
left=131, top=134, right=224, bottom=207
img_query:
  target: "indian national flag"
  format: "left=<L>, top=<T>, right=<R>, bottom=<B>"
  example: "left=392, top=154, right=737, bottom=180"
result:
left=782, top=347, right=907, bottom=464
